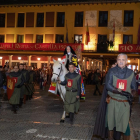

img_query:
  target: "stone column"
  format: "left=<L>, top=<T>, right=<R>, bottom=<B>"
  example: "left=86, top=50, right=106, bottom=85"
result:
left=91, top=60, right=94, bottom=70
left=88, top=59, right=92, bottom=70
left=97, top=61, right=99, bottom=69
left=92, top=60, right=95, bottom=70
left=84, top=57, right=87, bottom=71
left=138, top=59, right=140, bottom=71
left=93, top=60, right=96, bottom=70
left=27, top=56, right=31, bottom=66
left=9, top=55, right=13, bottom=68
left=100, top=61, right=103, bottom=72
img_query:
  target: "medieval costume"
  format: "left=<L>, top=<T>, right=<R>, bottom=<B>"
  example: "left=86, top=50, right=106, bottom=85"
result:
left=19, top=69, right=29, bottom=106
left=28, top=70, right=35, bottom=99
left=93, top=65, right=136, bottom=140
left=9, top=71, right=24, bottom=113
left=93, top=69, right=102, bottom=96
left=20, top=68, right=29, bottom=104
left=60, top=71, right=81, bottom=124
left=49, top=46, right=85, bottom=100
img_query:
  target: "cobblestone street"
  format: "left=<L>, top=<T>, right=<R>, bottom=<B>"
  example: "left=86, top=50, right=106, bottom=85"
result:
left=0, top=85, right=139, bottom=140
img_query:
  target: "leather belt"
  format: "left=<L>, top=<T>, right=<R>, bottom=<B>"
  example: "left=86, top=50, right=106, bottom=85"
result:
left=111, top=97, right=128, bottom=102
left=66, top=89, right=77, bottom=92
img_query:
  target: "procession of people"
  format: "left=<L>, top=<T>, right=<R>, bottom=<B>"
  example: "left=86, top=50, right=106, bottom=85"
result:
left=0, top=45, right=139, bottom=140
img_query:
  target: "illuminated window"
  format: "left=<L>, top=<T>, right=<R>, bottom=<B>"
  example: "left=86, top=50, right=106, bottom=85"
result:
left=74, top=34, right=82, bottom=43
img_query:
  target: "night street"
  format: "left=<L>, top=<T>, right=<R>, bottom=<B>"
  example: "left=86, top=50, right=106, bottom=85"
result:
left=0, top=85, right=139, bottom=140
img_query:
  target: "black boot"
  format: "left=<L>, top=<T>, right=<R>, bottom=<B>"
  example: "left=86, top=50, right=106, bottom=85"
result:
left=12, top=105, right=17, bottom=114
left=70, top=112, right=74, bottom=125
left=66, top=113, right=70, bottom=118
left=26, top=95, right=29, bottom=101
left=19, top=98, right=23, bottom=108
left=29, top=95, right=31, bottom=100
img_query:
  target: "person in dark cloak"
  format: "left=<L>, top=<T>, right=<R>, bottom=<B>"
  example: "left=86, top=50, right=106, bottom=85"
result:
left=19, top=63, right=29, bottom=105
left=9, top=65, right=24, bottom=114
left=93, top=53, right=136, bottom=140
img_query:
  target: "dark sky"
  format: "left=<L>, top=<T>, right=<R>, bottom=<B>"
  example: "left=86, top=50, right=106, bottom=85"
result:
left=0, top=0, right=139, bottom=5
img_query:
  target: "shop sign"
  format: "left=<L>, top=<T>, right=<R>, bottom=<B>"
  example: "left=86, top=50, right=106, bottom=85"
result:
left=119, top=44, right=140, bottom=53
left=0, top=43, right=84, bottom=51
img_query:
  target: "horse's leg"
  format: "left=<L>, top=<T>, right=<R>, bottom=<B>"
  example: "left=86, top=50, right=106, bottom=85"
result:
left=60, top=111, right=65, bottom=123
left=58, top=85, right=66, bottom=123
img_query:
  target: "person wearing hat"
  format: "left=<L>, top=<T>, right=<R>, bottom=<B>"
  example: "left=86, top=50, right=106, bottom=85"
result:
left=58, top=62, right=81, bottom=124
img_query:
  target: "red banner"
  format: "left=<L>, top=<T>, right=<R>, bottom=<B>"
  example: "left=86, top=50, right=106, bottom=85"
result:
left=7, top=76, right=16, bottom=100
left=119, top=44, right=140, bottom=52
left=0, top=43, right=84, bottom=51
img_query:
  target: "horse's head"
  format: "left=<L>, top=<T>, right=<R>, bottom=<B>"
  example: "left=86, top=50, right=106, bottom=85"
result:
left=51, top=59, right=63, bottom=82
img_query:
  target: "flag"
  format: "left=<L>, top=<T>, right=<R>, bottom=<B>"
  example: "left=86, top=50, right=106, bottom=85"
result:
left=113, top=20, right=115, bottom=42
left=65, top=20, right=69, bottom=43
left=138, top=20, right=140, bottom=45
left=85, top=22, right=90, bottom=45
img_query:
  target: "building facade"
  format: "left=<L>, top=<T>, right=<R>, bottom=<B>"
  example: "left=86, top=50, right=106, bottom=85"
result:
left=0, top=0, right=140, bottom=71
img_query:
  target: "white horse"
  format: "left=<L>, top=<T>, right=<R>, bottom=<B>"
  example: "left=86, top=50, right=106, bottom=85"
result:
left=51, top=59, right=68, bottom=123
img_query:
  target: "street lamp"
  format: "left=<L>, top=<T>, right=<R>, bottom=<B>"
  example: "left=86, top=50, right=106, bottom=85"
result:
left=128, top=60, right=130, bottom=63
left=18, top=57, right=21, bottom=60
left=58, top=58, right=61, bottom=61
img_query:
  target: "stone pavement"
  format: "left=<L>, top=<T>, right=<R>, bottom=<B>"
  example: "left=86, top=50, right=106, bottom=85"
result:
left=0, top=85, right=139, bottom=140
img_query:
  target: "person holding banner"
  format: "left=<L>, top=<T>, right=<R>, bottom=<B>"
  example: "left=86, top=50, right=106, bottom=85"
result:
left=8, top=65, right=24, bottom=114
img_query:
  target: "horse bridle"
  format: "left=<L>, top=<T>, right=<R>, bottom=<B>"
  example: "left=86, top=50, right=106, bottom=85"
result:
left=53, top=63, right=62, bottom=77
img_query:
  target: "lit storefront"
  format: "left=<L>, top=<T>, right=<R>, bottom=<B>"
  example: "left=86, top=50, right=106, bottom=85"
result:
left=0, top=1, right=139, bottom=71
